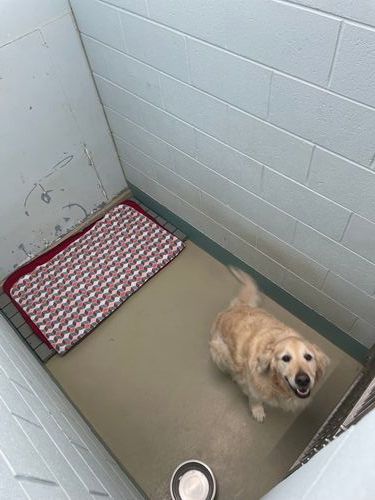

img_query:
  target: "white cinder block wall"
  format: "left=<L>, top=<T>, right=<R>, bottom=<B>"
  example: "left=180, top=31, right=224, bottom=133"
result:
left=0, top=316, right=143, bottom=499
left=70, top=0, right=375, bottom=348
left=0, top=0, right=126, bottom=281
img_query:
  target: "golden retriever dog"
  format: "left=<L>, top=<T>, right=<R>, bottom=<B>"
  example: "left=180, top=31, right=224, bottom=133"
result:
left=210, top=267, right=330, bottom=422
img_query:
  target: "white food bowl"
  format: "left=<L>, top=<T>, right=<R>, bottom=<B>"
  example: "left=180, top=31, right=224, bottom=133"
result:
left=170, top=460, right=216, bottom=500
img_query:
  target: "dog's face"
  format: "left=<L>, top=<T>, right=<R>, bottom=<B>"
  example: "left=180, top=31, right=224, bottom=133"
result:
left=268, top=337, right=330, bottom=399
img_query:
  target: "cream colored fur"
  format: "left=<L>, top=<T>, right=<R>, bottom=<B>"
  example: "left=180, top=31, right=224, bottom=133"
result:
left=210, top=267, right=330, bottom=422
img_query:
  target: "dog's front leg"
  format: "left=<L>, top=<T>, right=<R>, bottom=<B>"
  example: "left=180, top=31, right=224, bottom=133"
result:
left=247, top=369, right=266, bottom=422
left=250, top=400, right=265, bottom=423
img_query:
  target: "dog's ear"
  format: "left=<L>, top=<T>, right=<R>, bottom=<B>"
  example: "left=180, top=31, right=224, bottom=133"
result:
left=312, top=344, right=330, bottom=382
left=256, top=345, right=273, bottom=374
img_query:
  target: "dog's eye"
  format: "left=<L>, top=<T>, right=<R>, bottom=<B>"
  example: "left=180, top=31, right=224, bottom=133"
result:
left=304, top=354, right=313, bottom=361
left=281, top=355, right=291, bottom=362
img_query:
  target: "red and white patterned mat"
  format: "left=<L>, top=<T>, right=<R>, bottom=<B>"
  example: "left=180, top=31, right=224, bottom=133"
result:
left=8, top=204, right=184, bottom=354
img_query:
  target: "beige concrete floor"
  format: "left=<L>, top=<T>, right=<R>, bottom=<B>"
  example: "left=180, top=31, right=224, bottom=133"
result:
left=47, top=242, right=361, bottom=500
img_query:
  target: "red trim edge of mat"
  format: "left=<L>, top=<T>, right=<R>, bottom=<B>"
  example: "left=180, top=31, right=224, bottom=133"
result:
left=3, top=200, right=170, bottom=351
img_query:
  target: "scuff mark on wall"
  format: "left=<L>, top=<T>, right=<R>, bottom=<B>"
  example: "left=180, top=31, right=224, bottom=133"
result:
left=39, top=184, right=53, bottom=204
left=96, top=201, right=107, bottom=210
left=62, top=203, right=88, bottom=218
left=23, top=154, right=74, bottom=215
left=52, top=154, right=73, bottom=171
left=83, top=144, right=108, bottom=202
left=23, top=183, right=37, bottom=216
left=43, top=154, right=74, bottom=179
left=84, top=145, right=93, bottom=167
left=19, top=151, right=108, bottom=269
left=18, top=243, right=33, bottom=258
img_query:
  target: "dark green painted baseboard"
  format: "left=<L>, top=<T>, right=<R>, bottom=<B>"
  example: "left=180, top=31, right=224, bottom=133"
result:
left=130, top=183, right=367, bottom=364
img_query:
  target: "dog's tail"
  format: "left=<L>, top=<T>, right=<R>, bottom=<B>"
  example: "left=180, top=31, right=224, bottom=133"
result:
left=229, top=266, right=261, bottom=308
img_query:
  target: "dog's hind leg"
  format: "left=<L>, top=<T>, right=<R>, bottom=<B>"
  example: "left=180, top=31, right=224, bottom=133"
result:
left=209, top=333, right=233, bottom=375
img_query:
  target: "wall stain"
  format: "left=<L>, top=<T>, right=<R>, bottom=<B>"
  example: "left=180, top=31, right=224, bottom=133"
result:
left=17, top=151, right=106, bottom=272
left=18, top=243, right=32, bottom=258
left=62, top=203, right=88, bottom=218
left=52, top=154, right=74, bottom=171
left=83, top=144, right=108, bottom=201
left=45, top=154, right=74, bottom=178
left=23, top=154, right=73, bottom=215
left=23, top=184, right=37, bottom=216
left=39, top=184, right=53, bottom=204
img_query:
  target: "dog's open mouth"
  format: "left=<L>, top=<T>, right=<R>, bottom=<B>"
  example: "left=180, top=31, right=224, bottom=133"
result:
left=285, top=378, right=311, bottom=399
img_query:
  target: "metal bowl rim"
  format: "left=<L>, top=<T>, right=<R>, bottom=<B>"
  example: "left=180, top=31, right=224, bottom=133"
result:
left=170, top=459, right=216, bottom=500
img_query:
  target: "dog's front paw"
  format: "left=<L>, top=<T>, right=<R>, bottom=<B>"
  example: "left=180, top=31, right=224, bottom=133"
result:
left=251, top=403, right=265, bottom=423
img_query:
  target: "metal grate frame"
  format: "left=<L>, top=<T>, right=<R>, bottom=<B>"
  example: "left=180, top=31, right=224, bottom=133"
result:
left=288, top=347, right=375, bottom=475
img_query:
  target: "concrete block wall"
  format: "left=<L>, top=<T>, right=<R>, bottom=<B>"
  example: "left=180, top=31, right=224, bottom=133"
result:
left=0, top=0, right=126, bottom=281
left=0, top=315, right=143, bottom=499
left=70, top=0, right=375, bottom=348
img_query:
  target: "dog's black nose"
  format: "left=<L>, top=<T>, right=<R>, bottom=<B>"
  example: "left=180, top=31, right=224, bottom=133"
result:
left=295, top=372, right=310, bottom=388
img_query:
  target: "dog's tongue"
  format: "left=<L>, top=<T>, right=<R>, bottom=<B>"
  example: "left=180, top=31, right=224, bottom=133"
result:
left=297, top=387, right=309, bottom=395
